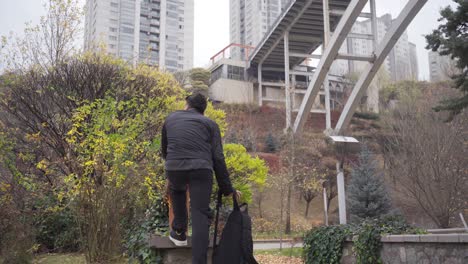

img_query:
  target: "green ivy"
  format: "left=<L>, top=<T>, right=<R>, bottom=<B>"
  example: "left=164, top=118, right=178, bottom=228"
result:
left=125, top=196, right=169, bottom=264
left=353, top=222, right=382, bottom=264
left=303, top=216, right=425, bottom=264
left=351, top=216, right=426, bottom=264
left=303, top=226, right=350, bottom=264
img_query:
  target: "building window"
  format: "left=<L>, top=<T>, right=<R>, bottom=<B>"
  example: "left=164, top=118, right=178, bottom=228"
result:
left=166, top=60, right=178, bottom=67
left=227, top=65, right=244, bottom=81
left=122, top=27, right=134, bottom=34
left=111, top=2, right=118, bottom=7
left=110, top=27, right=117, bottom=32
left=211, top=66, right=223, bottom=83
left=109, top=36, right=117, bottom=41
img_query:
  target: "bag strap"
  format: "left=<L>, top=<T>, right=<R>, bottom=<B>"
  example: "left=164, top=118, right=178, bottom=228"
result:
left=232, top=192, right=240, bottom=211
left=212, top=190, right=223, bottom=251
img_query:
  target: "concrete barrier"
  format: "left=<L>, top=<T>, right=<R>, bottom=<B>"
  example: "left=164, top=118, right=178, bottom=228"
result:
left=148, top=235, right=214, bottom=264
left=341, top=234, right=468, bottom=264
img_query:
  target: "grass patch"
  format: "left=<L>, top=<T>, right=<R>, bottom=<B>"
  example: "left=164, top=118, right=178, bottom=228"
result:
left=33, top=254, right=127, bottom=264
left=255, top=247, right=303, bottom=258
left=253, top=231, right=304, bottom=240
left=33, top=254, right=86, bottom=264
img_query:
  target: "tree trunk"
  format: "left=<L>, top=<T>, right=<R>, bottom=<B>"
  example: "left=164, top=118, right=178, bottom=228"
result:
left=305, top=200, right=311, bottom=218
left=326, top=187, right=335, bottom=211
left=258, top=193, right=263, bottom=218
left=285, top=182, right=292, bottom=234
left=279, top=176, right=284, bottom=250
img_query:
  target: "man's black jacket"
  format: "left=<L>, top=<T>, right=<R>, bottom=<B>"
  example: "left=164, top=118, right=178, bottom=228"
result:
left=161, top=109, right=234, bottom=195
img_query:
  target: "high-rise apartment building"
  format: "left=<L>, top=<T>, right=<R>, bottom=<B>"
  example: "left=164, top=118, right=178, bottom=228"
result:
left=331, top=14, right=418, bottom=82
left=84, top=0, right=193, bottom=72
left=230, top=0, right=289, bottom=59
left=409, top=42, right=419, bottom=80
left=428, top=51, right=458, bottom=82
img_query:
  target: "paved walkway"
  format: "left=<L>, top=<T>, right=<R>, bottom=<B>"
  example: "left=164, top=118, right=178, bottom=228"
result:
left=253, top=241, right=303, bottom=250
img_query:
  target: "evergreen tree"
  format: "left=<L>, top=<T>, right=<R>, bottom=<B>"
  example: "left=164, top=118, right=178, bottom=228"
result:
left=348, top=146, right=391, bottom=221
left=265, top=132, right=278, bottom=153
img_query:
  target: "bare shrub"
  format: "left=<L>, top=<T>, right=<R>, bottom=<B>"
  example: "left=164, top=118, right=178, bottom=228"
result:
left=383, top=86, right=468, bottom=228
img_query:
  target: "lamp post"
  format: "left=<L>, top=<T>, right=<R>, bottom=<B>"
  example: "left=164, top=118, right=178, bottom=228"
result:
left=322, top=180, right=329, bottom=226
left=328, top=136, right=359, bottom=225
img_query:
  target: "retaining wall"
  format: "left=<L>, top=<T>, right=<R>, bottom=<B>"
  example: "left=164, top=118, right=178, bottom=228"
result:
left=341, top=234, right=468, bottom=264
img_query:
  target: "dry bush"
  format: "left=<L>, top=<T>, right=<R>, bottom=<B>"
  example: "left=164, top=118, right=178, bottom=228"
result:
left=383, top=85, right=468, bottom=228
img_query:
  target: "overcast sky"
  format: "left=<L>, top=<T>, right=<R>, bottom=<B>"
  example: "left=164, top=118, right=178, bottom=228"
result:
left=0, top=0, right=455, bottom=80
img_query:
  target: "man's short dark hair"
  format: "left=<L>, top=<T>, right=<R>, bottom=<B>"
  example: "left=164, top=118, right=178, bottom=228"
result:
left=186, top=93, right=207, bottom=114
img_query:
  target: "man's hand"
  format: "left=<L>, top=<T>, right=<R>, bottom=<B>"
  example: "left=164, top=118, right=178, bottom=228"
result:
left=232, top=190, right=242, bottom=201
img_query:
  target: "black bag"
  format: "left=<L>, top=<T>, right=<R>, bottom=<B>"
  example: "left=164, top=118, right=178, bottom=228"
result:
left=212, top=191, right=258, bottom=264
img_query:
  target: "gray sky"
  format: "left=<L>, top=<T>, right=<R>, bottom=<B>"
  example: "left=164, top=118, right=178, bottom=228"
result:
left=0, top=0, right=455, bottom=80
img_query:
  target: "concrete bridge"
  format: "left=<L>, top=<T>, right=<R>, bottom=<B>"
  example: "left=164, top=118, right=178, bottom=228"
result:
left=247, top=0, right=428, bottom=135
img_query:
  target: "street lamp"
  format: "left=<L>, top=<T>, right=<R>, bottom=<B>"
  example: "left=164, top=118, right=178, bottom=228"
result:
left=328, top=136, right=359, bottom=225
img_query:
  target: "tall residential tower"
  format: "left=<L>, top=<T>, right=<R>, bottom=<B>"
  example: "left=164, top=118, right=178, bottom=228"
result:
left=230, top=0, right=289, bottom=59
left=84, top=0, right=194, bottom=71
left=331, top=14, right=418, bottom=81
left=428, top=51, right=460, bottom=82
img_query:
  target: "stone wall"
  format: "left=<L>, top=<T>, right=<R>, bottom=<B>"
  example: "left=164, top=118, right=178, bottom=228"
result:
left=162, top=248, right=213, bottom=264
left=149, top=235, right=214, bottom=264
left=341, top=234, right=468, bottom=264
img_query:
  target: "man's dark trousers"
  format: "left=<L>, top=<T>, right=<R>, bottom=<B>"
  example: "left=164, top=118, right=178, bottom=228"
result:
left=168, top=169, right=213, bottom=264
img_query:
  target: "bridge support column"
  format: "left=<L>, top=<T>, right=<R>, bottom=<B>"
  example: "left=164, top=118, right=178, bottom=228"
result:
left=284, top=31, right=292, bottom=130
left=293, top=0, right=368, bottom=133
left=370, top=0, right=378, bottom=49
left=333, top=0, right=428, bottom=134
left=258, top=64, right=263, bottom=106
left=323, top=0, right=332, bottom=130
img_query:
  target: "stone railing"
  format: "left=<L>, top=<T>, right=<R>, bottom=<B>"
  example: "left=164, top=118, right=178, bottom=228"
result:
left=341, top=233, right=468, bottom=264
left=149, top=235, right=215, bottom=264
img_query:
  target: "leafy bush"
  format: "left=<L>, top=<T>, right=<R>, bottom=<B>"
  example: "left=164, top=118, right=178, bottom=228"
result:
left=125, top=197, right=169, bottom=264
left=63, top=59, right=180, bottom=262
left=379, top=80, right=422, bottom=108
left=353, top=111, right=380, bottom=120
left=33, top=199, right=81, bottom=252
left=0, top=129, right=35, bottom=263
left=218, top=103, right=260, bottom=114
left=1, top=53, right=183, bottom=261
left=0, top=203, right=35, bottom=264
left=224, top=144, right=268, bottom=203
